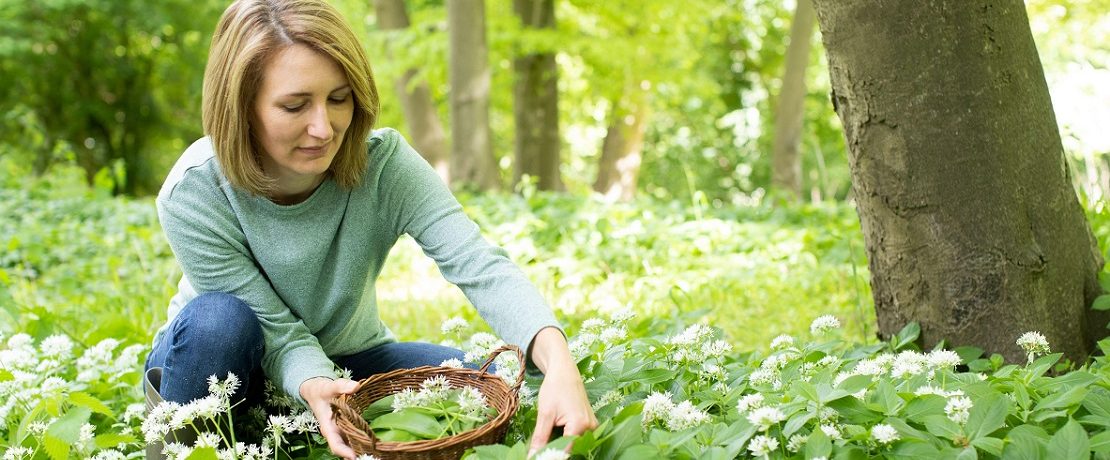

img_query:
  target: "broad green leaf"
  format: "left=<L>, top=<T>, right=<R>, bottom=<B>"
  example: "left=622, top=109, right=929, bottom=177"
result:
left=971, top=437, right=1004, bottom=456
left=954, top=346, right=985, bottom=363
left=1092, top=294, right=1110, bottom=310
left=923, top=415, right=963, bottom=441
left=805, top=428, right=832, bottom=458
left=0, top=368, right=12, bottom=382
left=1002, top=425, right=1048, bottom=460
left=870, top=380, right=904, bottom=415
left=1091, top=431, right=1110, bottom=453
left=836, top=374, right=872, bottom=395
left=1045, top=419, right=1089, bottom=460
left=1038, top=370, right=1099, bottom=393
left=375, top=429, right=419, bottom=442
left=827, top=397, right=883, bottom=424
left=1035, top=385, right=1089, bottom=411
left=892, top=322, right=921, bottom=351
left=68, top=391, right=113, bottom=416
left=966, top=394, right=1010, bottom=440
left=44, top=434, right=69, bottom=460
left=902, top=395, right=947, bottom=420
left=791, top=380, right=819, bottom=402
left=362, top=395, right=395, bottom=421
left=617, top=444, right=661, bottom=460
left=955, top=447, right=979, bottom=460
left=184, top=447, right=218, bottom=460
left=47, top=407, right=91, bottom=444
left=890, top=441, right=942, bottom=458
left=624, top=368, right=677, bottom=385
left=1081, top=388, right=1110, bottom=424
left=783, top=411, right=813, bottom=437
left=817, top=383, right=851, bottom=404
left=94, top=433, right=136, bottom=449
left=1026, top=353, right=1063, bottom=379
left=369, top=411, right=443, bottom=439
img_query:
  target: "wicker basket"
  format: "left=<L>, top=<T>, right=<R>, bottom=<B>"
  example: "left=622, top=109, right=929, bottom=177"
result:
left=331, top=345, right=525, bottom=460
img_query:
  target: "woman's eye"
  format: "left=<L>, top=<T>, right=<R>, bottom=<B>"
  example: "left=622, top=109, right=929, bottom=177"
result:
left=329, top=94, right=350, bottom=104
left=282, top=104, right=305, bottom=113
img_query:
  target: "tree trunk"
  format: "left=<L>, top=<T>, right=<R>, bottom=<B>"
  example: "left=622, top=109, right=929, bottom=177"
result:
left=512, top=0, right=563, bottom=191
left=771, top=0, right=816, bottom=200
left=593, top=90, right=649, bottom=201
left=447, top=0, right=500, bottom=190
left=375, top=0, right=450, bottom=184
left=812, top=0, right=1107, bottom=362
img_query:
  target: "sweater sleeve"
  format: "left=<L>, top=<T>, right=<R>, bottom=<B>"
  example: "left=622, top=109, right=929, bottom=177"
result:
left=157, top=188, right=335, bottom=406
left=376, top=131, right=563, bottom=364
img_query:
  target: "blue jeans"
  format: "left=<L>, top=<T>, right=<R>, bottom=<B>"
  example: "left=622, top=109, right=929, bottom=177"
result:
left=145, top=292, right=474, bottom=405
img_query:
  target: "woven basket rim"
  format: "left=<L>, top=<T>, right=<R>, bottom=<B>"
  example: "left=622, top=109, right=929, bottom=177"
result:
left=331, top=345, right=524, bottom=454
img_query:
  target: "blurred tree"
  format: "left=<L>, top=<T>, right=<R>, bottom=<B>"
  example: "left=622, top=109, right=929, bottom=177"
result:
left=770, top=0, right=816, bottom=200
left=0, top=0, right=220, bottom=195
left=512, top=0, right=563, bottom=191
left=448, top=0, right=500, bottom=190
left=374, top=0, right=450, bottom=183
left=813, top=0, right=1109, bottom=361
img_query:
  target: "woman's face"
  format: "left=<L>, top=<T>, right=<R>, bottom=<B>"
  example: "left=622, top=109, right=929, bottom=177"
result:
left=253, top=43, right=354, bottom=198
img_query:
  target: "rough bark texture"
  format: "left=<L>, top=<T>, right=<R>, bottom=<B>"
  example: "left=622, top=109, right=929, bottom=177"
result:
left=593, top=91, right=649, bottom=201
left=812, top=0, right=1108, bottom=362
left=512, top=0, right=563, bottom=191
left=375, top=0, right=450, bottom=183
left=771, top=0, right=816, bottom=200
left=448, top=0, right=500, bottom=190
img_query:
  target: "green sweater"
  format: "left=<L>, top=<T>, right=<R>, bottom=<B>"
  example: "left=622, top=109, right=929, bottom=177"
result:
left=155, top=128, right=559, bottom=405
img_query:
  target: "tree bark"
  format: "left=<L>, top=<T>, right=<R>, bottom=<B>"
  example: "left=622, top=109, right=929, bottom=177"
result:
left=447, top=0, right=500, bottom=190
left=771, top=0, right=816, bottom=200
left=593, top=90, right=649, bottom=201
left=512, top=0, right=563, bottom=191
left=375, top=0, right=450, bottom=184
left=812, top=0, right=1107, bottom=362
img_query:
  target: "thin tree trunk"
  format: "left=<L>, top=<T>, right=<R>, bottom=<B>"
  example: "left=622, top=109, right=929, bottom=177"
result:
left=447, top=0, right=500, bottom=190
left=771, top=0, right=816, bottom=200
left=512, top=0, right=563, bottom=191
left=813, top=0, right=1107, bottom=362
left=375, top=0, right=450, bottom=183
left=593, top=90, right=649, bottom=201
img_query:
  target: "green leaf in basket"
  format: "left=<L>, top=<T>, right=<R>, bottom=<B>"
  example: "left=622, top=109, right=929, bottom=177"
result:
left=374, top=429, right=421, bottom=442
left=362, top=395, right=395, bottom=421
left=370, top=411, right=443, bottom=439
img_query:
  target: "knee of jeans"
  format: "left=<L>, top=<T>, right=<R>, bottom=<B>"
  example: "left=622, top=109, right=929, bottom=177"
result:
left=176, top=292, right=263, bottom=356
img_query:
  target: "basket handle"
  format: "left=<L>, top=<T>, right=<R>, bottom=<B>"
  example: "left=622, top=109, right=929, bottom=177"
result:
left=479, top=344, right=526, bottom=393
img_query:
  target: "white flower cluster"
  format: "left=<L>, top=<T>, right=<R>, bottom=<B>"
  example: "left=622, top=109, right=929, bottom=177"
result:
left=0, top=334, right=143, bottom=431
left=1016, top=331, right=1051, bottom=363
left=747, top=434, right=779, bottom=457
left=810, top=315, right=841, bottom=335
left=641, top=391, right=710, bottom=431
left=533, top=449, right=570, bottom=460
left=567, top=309, right=635, bottom=360
left=871, top=423, right=900, bottom=444
left=392, top=376, right=490, bottom=419
left=834, top=348, right=966, bottom=389
left=665, top=323, right=732, bottom=368
left=747, top=406, right=786, bottom=431
left=945, top=396, right=973, bottom=425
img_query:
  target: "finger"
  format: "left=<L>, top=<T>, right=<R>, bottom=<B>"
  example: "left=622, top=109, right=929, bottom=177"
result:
left=319, top=413, right=356, bottom=459
left=528, top=409, right=556, bottom=457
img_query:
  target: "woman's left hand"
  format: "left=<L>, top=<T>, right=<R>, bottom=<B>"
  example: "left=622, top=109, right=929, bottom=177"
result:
left=527, top=327, right=598, bottom=457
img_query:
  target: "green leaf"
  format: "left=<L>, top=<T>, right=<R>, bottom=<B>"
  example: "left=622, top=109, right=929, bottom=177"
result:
left=1003, top=424, right=1050, bottom=460
left=68, top=391, right=113, bottom=416
left=923, top=415, right=963, bottom=441
left=1091, top=294, right=1110, bottom=311
left=362, top=395, right=395, bottom=421
left=791, top=380, right=819, bottom=402
left=966, top=393, right=1010, bottom=440
left=1091, top=431, right=1110, bottom=453
left=185, top=447, right=218, bottom=460
left=805, top=428, right=832, bottom=458
left=94, top=433, right=137, bottom=449
left=623, top=368, right=677, bottom=385
left=836, top=374, right=872, bottom=395
left=370, top=411, right=443, bottom=439
left=828, top=396, right=883, bottom=424
left=43, top=434, right=69, bottom=460
left=902, top=395, right=947, bottom=420
left=617, top=444, right=661, bottom=460
left=47, top=407, right=91, bottom=444
left=1027, top=353, right=1063, bottom=379
left=971, top=437, right=1004, bottom=456
left=782, top=411, right=813, bottom=437
left=375, top=428, right=420, bottom=442
left=870, top=380, right=904, bottom=415
left=1045, top=419, right=1089, bottom=460
left=956, top=447, right=979, bottom=460
left=1081, top=389, right=1110, bottom=423
left=892, top=322, right=921, bottom=351
left=1036, top=385, right=1088, bottom=412
left=954, top=346, right=985, bottom=363
left=890, top=442, right=942, bottom=458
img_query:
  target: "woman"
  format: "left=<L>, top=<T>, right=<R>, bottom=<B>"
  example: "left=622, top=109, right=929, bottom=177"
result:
left=145, top=0, right=596, bottom=457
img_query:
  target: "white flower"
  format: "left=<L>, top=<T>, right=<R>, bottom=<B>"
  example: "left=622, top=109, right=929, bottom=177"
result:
left=335, top=367, right=353, bottom=380
left=1017, top=332, right=1050, bottom=362
left=927, top=350, right=962, bottom=369
left=749, top=368, right=777, bottom=386
left=641, top=391, right=675, bottom=427
left=269, top=414, right=292, bottom=434
left=945, top=396, right=973, bottom=425
left=770, top=334, right=794, bottom=350
left=533, top=448, right=570, bottom=460
left=440, top=358, right=464, bottom=368
left=872, top=423, right=900, bottom=444
left=592, top=390, right=622, bottom=410
left=580, top=318, right=606, bottom=332
left=441, top=317, right=469, bottom=335
left=761, top=353, right=791, bottom=371
left=457, top=386, right=489, bottom=417
left=78, top=423, right=96, bottom=443
left=599, top=326, right=628, bottom=344
left=6, top=333, right=33, bottom=350
left=355, top=455, right=381, bottom=460
left=392, top=388, right=420, bottom=411
left=786, top=434, right=807, bottom=452
left=41, top=377, right=68, bottom=394
left=667, top=324, right=714, bottom=346
left=195, top=432, right=223, bottom=448
left=91, top=449, right=126, bottom=460
left=191, top=395, right=225, bottom=420
left=914, top=385, right=964, bottom=398
left=747, top=406, right=786, bottom=431
left=890, top=351, right=927, bottom=379
left=290, top=410, right=319, bottom=433
left=207, top=373, right=241, bottom=400
left=29, top=421, right=50, bottom=435
left=736, top=393, right=765, bottom=413
left=468, top=332, right=503, bottom=355
left=609, top=308, right=635, bottom=323
left=810, top=315, right=841, bottom=335
left=2, top=447, right=33, bottom=460
left=820, top=423, right=842, bottom=440
left=666, top=400, right=710, bottom=431
left=123, top=403, right=146, bottom=423
left=702, top=339, right=733, bottom=358
left=747, top=434, right=779, bottom=457
left=420, top=375, right=452, bottom=401
left=39, top=335, right=75, bottom=359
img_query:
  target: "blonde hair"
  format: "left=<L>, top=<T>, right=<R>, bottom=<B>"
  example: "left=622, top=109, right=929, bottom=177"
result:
left=202, top=0, right=379, bottom=195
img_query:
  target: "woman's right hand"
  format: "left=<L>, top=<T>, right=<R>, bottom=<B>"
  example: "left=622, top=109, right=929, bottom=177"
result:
left=300, top=376, right=360, bottom=460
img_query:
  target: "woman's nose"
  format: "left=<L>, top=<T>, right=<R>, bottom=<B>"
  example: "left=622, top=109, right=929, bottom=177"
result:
left=306, top=106, right=334, bottom=140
